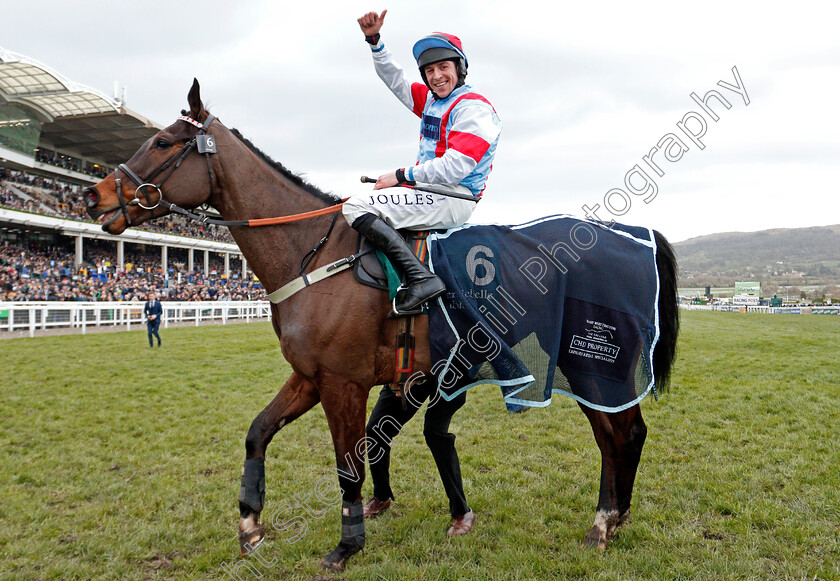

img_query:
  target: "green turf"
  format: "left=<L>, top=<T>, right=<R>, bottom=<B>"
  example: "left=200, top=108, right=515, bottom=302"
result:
left=1, top=311, right=838, bottom=580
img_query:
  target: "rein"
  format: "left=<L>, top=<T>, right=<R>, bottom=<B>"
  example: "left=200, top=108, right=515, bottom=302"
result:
left=164, top=197, right=347, bottom=228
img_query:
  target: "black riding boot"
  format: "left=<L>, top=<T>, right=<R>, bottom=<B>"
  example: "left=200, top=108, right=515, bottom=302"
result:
left=352, top=214, right=446, bottom=315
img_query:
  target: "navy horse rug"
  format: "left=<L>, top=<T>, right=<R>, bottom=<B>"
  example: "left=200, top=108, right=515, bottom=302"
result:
left=426, top=215, right=663, bottom=412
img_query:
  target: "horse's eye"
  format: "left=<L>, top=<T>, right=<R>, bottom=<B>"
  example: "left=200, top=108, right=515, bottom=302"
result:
left=154, top=139, right=171, bottom=150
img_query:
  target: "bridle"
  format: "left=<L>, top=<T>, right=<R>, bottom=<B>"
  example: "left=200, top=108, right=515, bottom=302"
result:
left=113, top=113, right=218, bottom=227
left=111, top=112, right=347, bottom=229
left=105, top=112, right=353, bottom=304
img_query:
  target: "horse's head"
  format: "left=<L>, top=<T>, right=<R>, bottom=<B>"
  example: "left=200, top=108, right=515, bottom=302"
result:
left=84, top=79, right=218, bottom=234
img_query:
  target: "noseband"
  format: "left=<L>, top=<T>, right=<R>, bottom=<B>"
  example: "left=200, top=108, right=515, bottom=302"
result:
left=113, top=113, right=217, bottom=226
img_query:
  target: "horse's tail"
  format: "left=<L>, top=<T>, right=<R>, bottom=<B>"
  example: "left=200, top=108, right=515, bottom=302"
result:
left=653, top=230, right=679, bottom=392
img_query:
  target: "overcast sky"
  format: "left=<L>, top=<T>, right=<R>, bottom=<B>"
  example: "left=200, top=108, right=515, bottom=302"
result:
left=3, top=0, right=838, bottom=242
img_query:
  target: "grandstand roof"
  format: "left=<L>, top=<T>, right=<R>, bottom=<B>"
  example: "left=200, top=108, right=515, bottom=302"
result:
left=0, top=47, right=163, bottom=166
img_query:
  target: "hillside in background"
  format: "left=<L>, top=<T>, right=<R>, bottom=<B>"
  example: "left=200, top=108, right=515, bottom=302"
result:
left=673, top=224, right=840, bottom=296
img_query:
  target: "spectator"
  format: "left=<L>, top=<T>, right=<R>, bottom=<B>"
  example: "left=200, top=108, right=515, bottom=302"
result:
left=0, top=240, right=263, bottom=302
left=144, top=291, right=163, bottom=347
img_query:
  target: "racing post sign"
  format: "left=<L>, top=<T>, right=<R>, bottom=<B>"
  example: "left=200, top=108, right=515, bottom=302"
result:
left=733, top=281, right=760, bottom=306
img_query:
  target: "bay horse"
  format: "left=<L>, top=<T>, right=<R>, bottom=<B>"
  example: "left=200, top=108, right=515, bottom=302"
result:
left=84, top=80, right=679, bottom=572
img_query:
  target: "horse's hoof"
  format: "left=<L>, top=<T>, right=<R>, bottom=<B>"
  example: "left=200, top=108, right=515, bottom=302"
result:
left=239, top=514, right=265, bottom=557
left=239, top=526, right=265, bottom=556
left=319, top=554, right=347, bottom=572
left=583, top=509, right=619, bottom=550
left=583, top=529, right=608, bottom=551
left=319, top=541, right=363, bottom=572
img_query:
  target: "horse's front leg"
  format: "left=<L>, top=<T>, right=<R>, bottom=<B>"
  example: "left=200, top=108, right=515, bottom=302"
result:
left=316, top=371, right=370, bottom=572
left=579, top=403, right=647, bottom=550
left=239, top=372, right=320, bottom=556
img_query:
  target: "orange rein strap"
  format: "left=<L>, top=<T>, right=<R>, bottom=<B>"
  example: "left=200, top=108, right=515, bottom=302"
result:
left=163, top=197, right=348, bottom=228
left=246, top=199, right=347, bottom=227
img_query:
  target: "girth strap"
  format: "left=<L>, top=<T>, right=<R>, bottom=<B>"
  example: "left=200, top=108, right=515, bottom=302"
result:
left=265, top=249, right=374, bottom=304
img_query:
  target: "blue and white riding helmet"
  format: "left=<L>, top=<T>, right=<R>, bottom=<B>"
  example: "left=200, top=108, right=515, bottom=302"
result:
left=412, top=32, right=469, bottom=89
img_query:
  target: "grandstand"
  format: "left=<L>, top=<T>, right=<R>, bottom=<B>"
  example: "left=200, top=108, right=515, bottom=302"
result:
left=0, top=46, right=254, bottom=304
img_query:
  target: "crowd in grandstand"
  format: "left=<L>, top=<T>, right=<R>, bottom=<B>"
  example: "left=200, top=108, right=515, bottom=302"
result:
left=34, top=148, right=110, bottom=179
left=0, top=167, right=234, bottom=243
left=1, top=239, right=263, bottom=302
left=35, top=149, right=81, bottom=174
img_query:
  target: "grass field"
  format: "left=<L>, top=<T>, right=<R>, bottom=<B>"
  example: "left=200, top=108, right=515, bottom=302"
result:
left=2, top=311, right=839, bottom=580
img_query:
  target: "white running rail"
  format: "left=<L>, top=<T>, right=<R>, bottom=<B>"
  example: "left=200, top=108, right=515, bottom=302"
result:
left=0, top=301, right=271, bottom=337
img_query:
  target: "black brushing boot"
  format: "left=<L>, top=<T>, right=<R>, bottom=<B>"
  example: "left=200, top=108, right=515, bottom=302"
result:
left=352, top=213, right=446, bottom=315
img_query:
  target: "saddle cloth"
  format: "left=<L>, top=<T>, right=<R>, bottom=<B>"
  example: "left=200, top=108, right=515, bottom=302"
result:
left=425, top=215, right=662, bottom=412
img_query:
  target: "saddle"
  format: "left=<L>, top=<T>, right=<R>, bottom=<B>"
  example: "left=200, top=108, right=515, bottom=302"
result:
left=353, top=230, right=432, bottom=294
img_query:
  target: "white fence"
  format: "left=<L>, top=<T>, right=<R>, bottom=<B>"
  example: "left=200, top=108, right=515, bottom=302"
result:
left=0, top=301, right=271, bottom=337
left=680, top=304, right=840, bottom=315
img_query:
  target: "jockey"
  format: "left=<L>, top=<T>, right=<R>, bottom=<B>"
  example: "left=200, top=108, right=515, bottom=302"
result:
left=344, top=9, right=502, bottom=316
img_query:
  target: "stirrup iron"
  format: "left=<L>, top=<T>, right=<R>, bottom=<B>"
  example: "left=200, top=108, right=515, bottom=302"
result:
left=389, top=285, right=425, bottom=318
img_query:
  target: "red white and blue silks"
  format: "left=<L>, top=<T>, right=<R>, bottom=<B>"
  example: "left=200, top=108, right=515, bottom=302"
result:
left=427, top=215, right=662, bottom=412
left=369, top=40, right=501, bottom=196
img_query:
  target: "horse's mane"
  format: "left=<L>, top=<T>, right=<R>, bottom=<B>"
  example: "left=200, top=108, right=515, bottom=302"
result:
left=229, top=127, right=342, bottom=205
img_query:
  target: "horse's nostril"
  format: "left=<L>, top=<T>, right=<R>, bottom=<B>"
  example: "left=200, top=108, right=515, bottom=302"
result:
left=83, top=187, right=100, bottom=209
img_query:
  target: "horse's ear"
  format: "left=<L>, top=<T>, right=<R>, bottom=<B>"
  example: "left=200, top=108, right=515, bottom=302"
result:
left=187, top=78, right=205, bottom=120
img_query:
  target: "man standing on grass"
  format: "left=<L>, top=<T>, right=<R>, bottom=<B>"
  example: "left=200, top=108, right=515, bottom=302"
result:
left=144, top=292, right=162, bottom=348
